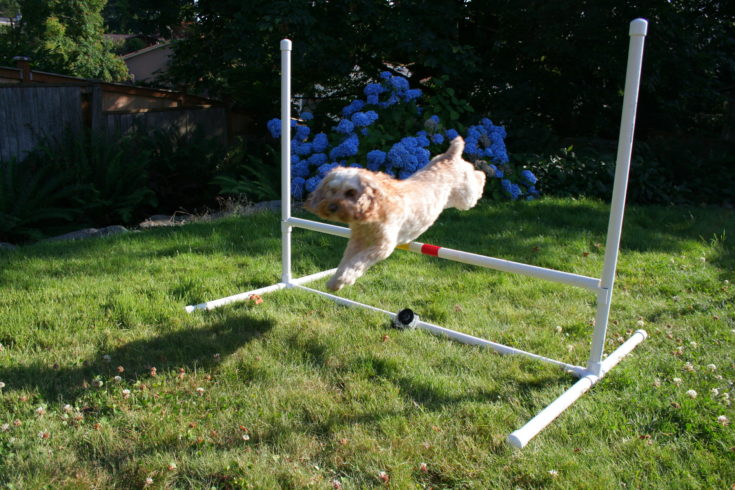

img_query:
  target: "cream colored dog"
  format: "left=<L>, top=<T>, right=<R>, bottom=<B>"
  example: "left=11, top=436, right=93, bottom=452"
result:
left=305, top=136, right=486, bottom=291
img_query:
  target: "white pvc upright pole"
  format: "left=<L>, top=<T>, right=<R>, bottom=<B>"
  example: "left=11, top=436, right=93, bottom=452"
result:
left=587, top=19, right=647, bottom=375
left=281, top=39, right=293, bottom=284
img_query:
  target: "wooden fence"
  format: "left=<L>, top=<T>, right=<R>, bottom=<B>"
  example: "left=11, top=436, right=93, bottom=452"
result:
left=0, top=83, right=227, bottom=162
left=0, top=85, right=83, bottom=161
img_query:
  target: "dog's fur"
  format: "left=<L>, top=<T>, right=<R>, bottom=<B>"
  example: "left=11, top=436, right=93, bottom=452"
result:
left=304, top=136, right=486, bottom=291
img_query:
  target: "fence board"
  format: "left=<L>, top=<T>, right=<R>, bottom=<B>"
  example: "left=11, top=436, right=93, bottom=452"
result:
left=102, top=107, right=227, bottom=144
left=0, top=85, right=82, bottom=161
left=1, top=84, right=227, bottom=162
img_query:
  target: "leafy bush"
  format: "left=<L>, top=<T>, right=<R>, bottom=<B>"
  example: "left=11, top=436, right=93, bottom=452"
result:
left=213, top=137, right=280, bottom=203
left=267, top=72, right=539, bottom=202
left=518, top=147, right=615, bottom=200
left=24, top=129, right=156, bottom=225
left=140, top=126, right=224, bottom=214
left=0, top=158, right=81, bottom=243
left=524, top=141, right=735, bottom=204
left=0, top=126, right=239, bottom=243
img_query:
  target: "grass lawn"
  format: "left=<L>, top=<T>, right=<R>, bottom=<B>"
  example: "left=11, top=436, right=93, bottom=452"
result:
left=0, top=198, right=732, bottom=488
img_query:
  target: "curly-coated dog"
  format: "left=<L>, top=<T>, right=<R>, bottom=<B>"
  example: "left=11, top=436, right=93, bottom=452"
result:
left=304, top=136, right=485, bottom=291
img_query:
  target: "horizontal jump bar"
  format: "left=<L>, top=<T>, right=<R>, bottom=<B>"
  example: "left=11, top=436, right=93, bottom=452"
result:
left=286, top=217, right=601, bottom=291
left=293, top=284, right=588, bottom=376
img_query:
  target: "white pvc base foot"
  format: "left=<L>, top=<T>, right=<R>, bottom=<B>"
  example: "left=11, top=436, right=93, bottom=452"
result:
left=507, top=330, right=647, bottom=448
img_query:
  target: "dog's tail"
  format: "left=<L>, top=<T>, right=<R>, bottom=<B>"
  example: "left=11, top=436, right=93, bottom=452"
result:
left=445, top=136, right=465, bottom=160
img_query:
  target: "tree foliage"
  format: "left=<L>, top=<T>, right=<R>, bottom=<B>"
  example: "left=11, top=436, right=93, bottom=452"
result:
left=0, top=0, right=128, bottom=82
left=102, top=0, right=195, bottom=38
left=166, top=0, right=733, bottom=147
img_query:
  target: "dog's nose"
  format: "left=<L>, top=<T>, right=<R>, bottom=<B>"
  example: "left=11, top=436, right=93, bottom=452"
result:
left=328, top=203, right=339, bottom=213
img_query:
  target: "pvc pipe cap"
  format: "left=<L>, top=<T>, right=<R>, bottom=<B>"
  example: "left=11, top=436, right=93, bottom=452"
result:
left=280, top=39, right=292, bottom=50
left=630, top=18, right=648, bottom=36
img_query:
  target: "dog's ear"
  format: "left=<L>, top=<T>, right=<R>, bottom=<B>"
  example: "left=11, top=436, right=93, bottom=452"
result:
left=304, top=173, right=329, bottom=212
left=354, top=176, right=385, bottom=222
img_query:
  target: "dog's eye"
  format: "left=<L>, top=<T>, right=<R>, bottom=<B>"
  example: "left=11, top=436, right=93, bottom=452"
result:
left=345, top=189, right=357, bottom=199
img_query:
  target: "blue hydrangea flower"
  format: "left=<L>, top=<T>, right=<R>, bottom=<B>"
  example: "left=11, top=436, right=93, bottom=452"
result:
left=267, top=118, right=281, bottom=139
left=364, top=83, right=385, bottom=96
left=424, top=115, right=440, bottom=130
left=380, top=71, right=392, bottom=80
left=417, top=148, right=430, bottom=168
left=291, top=154, right=300, bottom=165
left=329, top=135, right=359, bottom=160
left=390, top=76, right=409, bottom=92
left=431, top=133, right=445, bottom=145
left=398, top=170, right=413, bottom=180
left=366, top=94, right=379, bottom=105
left=317, top=163, right=338, bottom=177
left=404, top=88, right=422, bottom=101
left=464, top=137, right=480, bottom=158
left=501, top=179, right=521, bottom=200
left=366, top=149, right=386, bottom=171
left=351, top=110, right=379, bottom=127
left=292, top=162, right=310, bottom=178
left=335, top=119, right=355, bottom=135
left=312, top=133, right=329, bottom=152
left=295, top=124, right=310, bottom=141
left=292, top=177, right=306, bottom=199
left=445, top=128, right=459, bottom=141
left=305, top=176, right=323, bottom=193
left=342, top=99, right=365, bottom=117
left=307, top=153, right=328, bottom=166
left=300, top=112, right=313, bottom=121
left=379, top=94, right=399, bottom=108
left=414, top=131, right=430, bottom=148
left=387, top=142, right=411, bottom=169
left=520, top=170, right=538, bottom=185
left=488, top=164, right=504, bottom=178
left=293, top=140, right=313, bottom=156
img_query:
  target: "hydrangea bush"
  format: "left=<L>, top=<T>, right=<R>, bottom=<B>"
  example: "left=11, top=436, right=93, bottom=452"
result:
left=267, top=72, right=539, bottom=201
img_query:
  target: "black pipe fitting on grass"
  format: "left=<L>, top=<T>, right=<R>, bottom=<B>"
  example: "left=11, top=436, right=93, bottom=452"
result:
left=392, top=308, right=419, bottom=330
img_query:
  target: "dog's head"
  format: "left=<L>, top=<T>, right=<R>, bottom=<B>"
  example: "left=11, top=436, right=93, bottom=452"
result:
left=304, top=167, right=389, bottom=224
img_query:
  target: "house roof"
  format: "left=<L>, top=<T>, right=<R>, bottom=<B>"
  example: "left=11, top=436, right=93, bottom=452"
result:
left=122, top=42, right=172, bottom=61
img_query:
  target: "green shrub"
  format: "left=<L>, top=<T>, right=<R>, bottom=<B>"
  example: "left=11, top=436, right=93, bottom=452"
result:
left=517, top=143, right=708, bottom=205
left=24, top=129, right=156, bottom=226
left=213, top=138, right=280, bottom=203
left=140, top=126, right=225, bottom=213
left=0, top=158, right=82, bottom=243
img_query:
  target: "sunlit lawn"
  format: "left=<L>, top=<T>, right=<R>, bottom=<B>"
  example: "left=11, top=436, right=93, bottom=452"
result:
left=0, top=198, right=732, bottom=488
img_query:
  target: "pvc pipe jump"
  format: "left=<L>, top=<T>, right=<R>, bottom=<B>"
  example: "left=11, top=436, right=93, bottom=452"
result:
left=185, top=19, right=649, bottom=449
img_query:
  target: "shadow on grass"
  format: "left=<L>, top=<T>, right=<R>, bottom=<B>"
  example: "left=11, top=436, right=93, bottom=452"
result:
left=0, top=314, right=273, bottom=403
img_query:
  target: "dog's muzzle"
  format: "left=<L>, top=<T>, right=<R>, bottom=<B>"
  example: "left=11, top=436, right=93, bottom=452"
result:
left=328, top=203, right=339, bottom=213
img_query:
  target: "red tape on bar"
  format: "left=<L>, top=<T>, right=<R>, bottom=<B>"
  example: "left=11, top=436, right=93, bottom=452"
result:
left=420, top=243, right=441, bottom=256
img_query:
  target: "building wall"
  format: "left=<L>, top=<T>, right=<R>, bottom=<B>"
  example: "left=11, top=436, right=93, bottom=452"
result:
left=124, top=44, right=173, bottom=83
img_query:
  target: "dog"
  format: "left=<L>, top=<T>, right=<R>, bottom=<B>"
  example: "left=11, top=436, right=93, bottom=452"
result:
left=304, top=136, right=486, bottom=291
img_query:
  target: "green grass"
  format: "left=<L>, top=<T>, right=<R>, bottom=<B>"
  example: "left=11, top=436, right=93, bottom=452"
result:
left=0, top=198, right=732, bottom=488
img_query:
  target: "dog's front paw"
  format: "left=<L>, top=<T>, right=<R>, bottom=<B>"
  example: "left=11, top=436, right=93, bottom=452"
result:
left=326, top=275, right=346, bottom=291
left=327, top=271, right=360, bottom=291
